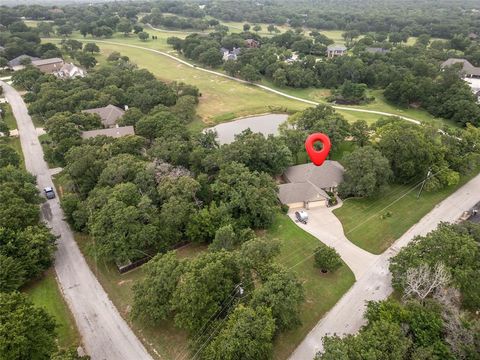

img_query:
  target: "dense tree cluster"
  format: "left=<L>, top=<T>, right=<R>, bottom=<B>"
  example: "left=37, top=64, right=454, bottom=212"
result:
left=132, top=238, right=304, bottom=359
left=318, top=222, right=480, bottom=359
left=281, top=106, right=480, bottom=199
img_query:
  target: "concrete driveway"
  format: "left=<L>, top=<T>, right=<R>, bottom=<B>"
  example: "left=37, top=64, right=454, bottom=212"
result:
left=288, top=205, right=378, bottom=280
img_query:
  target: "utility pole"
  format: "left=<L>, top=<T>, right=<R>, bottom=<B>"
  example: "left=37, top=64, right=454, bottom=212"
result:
left=417, top=168, right=432, bottom=199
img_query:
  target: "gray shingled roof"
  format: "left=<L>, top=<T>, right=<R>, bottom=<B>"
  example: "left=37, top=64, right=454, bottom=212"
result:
left=7, top=55, right=39, bottom=67
left=327, top=45, right=347, bottom=51
left=441, top=58, right=480, bottom=76
left=31, top=57, right=63, bottom=66
left=83, top=104, right=125, bottom=128
left=283, top=161, right=344, bottom=189
left=81, top=126, right=134, bottom=139
left=278, top=182, right=329, bottom=205
left=366, top=47, right=389, bottom=54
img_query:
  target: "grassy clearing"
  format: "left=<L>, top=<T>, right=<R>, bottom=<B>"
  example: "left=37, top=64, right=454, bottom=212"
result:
left=334, top=170, right=480, bottom=254
left=2, top=103, right=17, bottom=130
left=266, top=214, right=355, bottom=359
left=23, top=269, right=80, bottom=349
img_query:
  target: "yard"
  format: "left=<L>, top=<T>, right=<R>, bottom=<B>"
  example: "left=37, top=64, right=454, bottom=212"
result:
left=23, top=270, right=80, bottom=349
left=333, top=170, right=480, bottom=254
left=68, top=212, right=354, bottom=360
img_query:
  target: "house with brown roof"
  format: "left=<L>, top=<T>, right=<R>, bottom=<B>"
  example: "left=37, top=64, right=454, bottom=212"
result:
left=82, top=104, right=125, bottom=128
left=245, top=39, right=260, bottom=48
left=81, top=126, right=135, bottom=139
left=32, top=58, right=64, bottom=74
left=278, top=161, right=344, bottom=209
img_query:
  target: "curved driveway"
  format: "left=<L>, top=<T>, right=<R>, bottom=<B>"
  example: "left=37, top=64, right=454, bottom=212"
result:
left=1, top=81, right=153, bottom=360
left=289, top=173, right=480, bottom=359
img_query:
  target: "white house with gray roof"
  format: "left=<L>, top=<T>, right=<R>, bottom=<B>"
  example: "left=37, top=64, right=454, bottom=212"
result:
left=278, top=161, right=344, bottom=209
left=326, top=45, right=347, bottom=58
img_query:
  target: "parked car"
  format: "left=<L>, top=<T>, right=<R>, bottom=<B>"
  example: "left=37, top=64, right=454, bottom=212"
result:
left=44, top=186, right=55, bottom=199
left=295, top=210, right=308, bottom=224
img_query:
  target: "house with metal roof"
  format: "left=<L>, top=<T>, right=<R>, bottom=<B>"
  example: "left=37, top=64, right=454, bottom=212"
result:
left=31, top=57, right=64, bottom=74
left=7, top=55, right=40, bottom=71
left=278, top=161, right=344, bottom=209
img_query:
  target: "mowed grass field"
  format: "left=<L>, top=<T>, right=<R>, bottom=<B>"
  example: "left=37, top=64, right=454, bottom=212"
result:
left=49, top=33, right=309, bottom=125
left=333, top=170, right=480, bottom=254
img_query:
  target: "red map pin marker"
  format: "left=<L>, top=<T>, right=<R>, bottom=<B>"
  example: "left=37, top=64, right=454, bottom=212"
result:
left=305, top=133, right=331, bottom=166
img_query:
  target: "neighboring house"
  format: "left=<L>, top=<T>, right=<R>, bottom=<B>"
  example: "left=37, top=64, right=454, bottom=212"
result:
left=31, top=57, right=64, bottom=74
left=245, top=39, right=260, bottom=48
left=49, top=8, right=64, bottom=14
left=7, top=55, right=40, bottom=71
left=278, top=161, right=344, bottom=209
left=440, top=58, right=480, bottom=78
left=82, top=104, right=125, bottom=128
left=55, top=62, right=86, bottom=79
left=285, top=52, right=300, bottom=64
left=220, top=47, right=241, bottom=61
left=468, top=32, right=478, bottom=41
left=365, top=47, right=389, bottom=55
left=327, top=45, right=347, bottom=58
left=81, top=126, right=135, bottom=139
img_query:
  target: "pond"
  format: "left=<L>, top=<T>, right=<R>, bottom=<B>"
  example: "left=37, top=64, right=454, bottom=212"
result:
left=207, top=113, right=289, bottom=145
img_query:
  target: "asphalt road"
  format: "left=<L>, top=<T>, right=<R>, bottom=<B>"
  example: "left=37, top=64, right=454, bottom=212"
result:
left=289, top=172, right=480, bottom=360
left=1, top=81, right=153, bottom=360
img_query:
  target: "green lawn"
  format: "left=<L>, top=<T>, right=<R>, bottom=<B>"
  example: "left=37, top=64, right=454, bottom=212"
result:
left=69, top=213, right=354, bottom=360
left=265, top=214, right=355, bottom=359
left=2, top=103, right=17, bottom=130
left=334, top=170, right=480, bottom=254
left=48, top=36, right=309, bottom=125
left=23, top=270, right=80, bottom=349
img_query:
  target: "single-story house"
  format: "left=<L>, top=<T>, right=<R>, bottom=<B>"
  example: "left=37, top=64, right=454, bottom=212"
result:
left=31, top=57, right=64, bottom=74
left=245, top=39, right=260, bottom=48
left=327, top=45, right=347, bottom=58
left=7, top=55, right=40, bottom=71
left=82, top=104, right=125, bottom=128
left=440, top=58, right=480, bottom=78
left=220, top=47, right=241, bottom=61
left=278, top=161, right=344, bottom=209
left=365, top=47, right=389, bottom=55
left=55, top=63, right=86, bottom=79
left=81, top=125, right=135, bottom=139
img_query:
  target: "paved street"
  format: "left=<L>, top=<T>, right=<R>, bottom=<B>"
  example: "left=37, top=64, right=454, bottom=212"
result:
left=289, top=172, right=480, bottom=360
left=1, top=81, right=153, bottom=360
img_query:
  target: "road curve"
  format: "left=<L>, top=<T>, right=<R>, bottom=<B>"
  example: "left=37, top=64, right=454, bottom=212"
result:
left=0, top=81, right=153, bottom=360
left=289, top=172, right=480, bottom=360
left=50, top=37, right=421, bottom=125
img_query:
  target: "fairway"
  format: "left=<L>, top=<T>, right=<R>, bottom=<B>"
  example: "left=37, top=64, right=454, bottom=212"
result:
left=334, top=170, right=480, bottom=254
